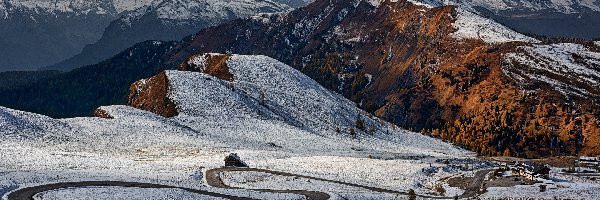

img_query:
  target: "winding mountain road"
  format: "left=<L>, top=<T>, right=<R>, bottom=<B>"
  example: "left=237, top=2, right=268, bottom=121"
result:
left=6, top=181, right=255, bottom=200
left=5, top=168, right=493, bottom=200
left=206, top=167, right=494, bottom=199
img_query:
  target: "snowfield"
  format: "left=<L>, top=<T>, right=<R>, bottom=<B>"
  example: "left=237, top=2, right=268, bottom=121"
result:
left=1, top=54, right=597, bottom=199
left=33, top=187, right=223, bottom=200
left=504, top=43, right=600, bottom=97
left=450, top=7, right=538, bottom=43
left=0, top=54, right=473, bottom=199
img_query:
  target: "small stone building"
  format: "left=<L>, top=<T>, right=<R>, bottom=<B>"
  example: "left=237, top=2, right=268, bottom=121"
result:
left=512, top=162, right=550, bottom=181
left=224, top=153, right=248, bottom=167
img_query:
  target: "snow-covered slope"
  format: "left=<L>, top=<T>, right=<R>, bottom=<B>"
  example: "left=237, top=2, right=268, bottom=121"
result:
left=133, top=53, right=465, bottom=155
left=504, top=43, right=600, bottom=97
left=0, top=54, right=473, bottom=199
left=449, top=7, right=538, bottom=43
left=408, top=0, right=600, bottom=14
left=407, top=0, right=600, bottom=39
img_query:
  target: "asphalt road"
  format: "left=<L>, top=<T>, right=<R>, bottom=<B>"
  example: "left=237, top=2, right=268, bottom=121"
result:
left=6, top=168, right=493, bottom=200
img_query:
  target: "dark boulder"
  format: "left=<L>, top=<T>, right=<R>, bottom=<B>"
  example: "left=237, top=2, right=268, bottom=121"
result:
left=224, top=153, right=248, bottom=167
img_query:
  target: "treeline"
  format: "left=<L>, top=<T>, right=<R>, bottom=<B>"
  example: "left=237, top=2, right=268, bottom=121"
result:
left=0, top=70, right=61, bottom=90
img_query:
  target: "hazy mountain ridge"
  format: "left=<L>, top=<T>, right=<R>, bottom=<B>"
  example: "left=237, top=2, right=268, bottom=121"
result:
left=408, top=0, right=600, bottom=39
left=0, top=0, right=153, bottom=17
left=43, top=0, right=308, bottom=71
left=0, top=0, right=155, bottom=71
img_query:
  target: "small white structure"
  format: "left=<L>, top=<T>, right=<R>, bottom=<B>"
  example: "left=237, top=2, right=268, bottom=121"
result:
left=512, top=162, right=551, bottom=181
left=579, top=156, right=600, bottom=168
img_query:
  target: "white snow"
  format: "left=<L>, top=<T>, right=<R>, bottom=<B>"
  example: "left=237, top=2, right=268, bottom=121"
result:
left=2, top=53, right=599, bottom=199
left=0, top=54, right=473, bottom=199
left=33, top=187, right=224, bottom=200
left=117, top=0, right=293, bottom=28
left=366, top=0, right=399, bottom=7
left=504, top=43, right=600, bottom=97
left=0, top=0, right=154, bottom=17
left=450, top=7, right=538, bottom=43
left=407, top=0, right=600, bottom=14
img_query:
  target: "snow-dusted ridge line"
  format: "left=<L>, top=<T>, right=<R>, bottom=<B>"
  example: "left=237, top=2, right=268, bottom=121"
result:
left=504, top=43, right=600, bottom=97
left=407, top=0, right=600, bottom=14
left=117, top=0, right=297, bottom=28
left=450, top=7, right=538, bottom=43
left=0, top=0, right=154, bottom=17
left=368, top=0, right=537, bottom=43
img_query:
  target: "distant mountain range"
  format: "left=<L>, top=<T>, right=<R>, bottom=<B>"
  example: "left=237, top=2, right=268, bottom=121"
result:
left=2, top=0, right=597, bottom=72
left=412, top=0, right=600, bottom=39
left=0, top=0, right=310, bottom=72
left=0, top=0, right=155, bottom=71
left=43, top=0, right=310, bottom=71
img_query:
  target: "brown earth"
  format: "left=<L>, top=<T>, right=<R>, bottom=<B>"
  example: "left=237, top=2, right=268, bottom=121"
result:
left=179, top=53, right=234, bottom=81
left=94, top=108, right=114, bottom=119
left=127, top=71, right=178, bottom=118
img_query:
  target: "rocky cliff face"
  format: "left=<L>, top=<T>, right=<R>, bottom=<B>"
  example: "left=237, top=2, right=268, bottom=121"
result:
left=128, top=71, right=178, bottom=118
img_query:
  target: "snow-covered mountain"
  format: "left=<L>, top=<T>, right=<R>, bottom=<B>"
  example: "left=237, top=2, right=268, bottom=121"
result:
left=0, top=0, right=153, bottom=18
left=44, top=0, right=310, bottom=71
left=0, top=54, right=473, bottom=199
left=407, top=0, right=600, bottom=13
left=409, top=0, right=600, bottom=39
left=2, top=0, right=598, bottom=158
left=0, top=0, right=155, bottom=71
left=0, top=0, right=310, bottom=72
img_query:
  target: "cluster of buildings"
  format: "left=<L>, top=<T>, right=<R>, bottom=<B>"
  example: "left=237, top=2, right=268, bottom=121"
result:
left=512, top=162, right=551, bottom=181
left=578, top=156, right=600, bottom=168
left=508, top=156, right=600, bottom=181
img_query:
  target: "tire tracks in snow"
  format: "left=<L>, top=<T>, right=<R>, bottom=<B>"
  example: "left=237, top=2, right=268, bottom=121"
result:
left=205, top=167, right=493, bottom=199
left=5, top=168, right=492, bottom=200
left=6, top=181, right=255, bottom=200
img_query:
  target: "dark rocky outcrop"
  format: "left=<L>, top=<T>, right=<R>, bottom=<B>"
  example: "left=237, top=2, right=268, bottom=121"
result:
left=94, top=108, right=114, bottom=119
left=179, top=54, right=234, bottom=81
left=224, top=153, right=248, bottom=167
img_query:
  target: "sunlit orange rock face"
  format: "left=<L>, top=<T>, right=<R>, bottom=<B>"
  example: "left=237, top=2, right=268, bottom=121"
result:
left=128, top=72, right=178, bottom=118
left=161, top=0, right=599, bottom=158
